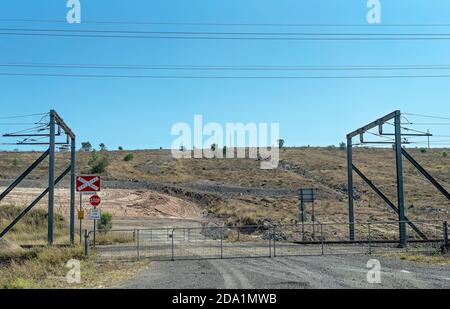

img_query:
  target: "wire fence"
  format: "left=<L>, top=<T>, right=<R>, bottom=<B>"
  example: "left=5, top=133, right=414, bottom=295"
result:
left=89, top=220, right=448, bottom=261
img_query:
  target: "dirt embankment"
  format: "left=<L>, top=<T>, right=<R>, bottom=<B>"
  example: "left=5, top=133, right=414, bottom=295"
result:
left=0, top=187, right=202, bottom=220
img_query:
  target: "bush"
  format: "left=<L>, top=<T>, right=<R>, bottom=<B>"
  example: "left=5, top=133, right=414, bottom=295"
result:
left=443, top=152, right=448, bottom=158
left=88, top=152, right=110, bottom=174
left=118, top=146, right=123, bottom=151
left=339, top=142, right=346, bottom=150
left=420, top=148, right=427, bottom=153
left=123, top=153, right=134, bottom=162
left=97, top=212, right=113, bottom=231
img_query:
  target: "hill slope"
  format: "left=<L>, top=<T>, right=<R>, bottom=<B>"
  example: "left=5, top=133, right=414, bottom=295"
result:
left=0, top=147, right=449, bottom=228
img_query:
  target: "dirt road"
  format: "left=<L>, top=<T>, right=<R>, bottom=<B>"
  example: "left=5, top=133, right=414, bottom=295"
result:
left=121, top=255, right=450, bottom=289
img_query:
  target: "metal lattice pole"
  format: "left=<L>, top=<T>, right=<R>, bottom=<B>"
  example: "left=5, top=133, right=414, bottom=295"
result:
left=70, top=137, right=76, bottom=244
left=47, top=110, right=56, bottom=245
left=347, top=137, right=355, bottom=241
left=394, top=112, right=407, bottom=247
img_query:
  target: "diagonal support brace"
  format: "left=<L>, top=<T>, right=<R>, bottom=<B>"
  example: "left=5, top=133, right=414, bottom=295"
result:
left=0, top=149, right=50, bottom=202
left=352, top=164, right=428, bottom=240
left=402, top=149, right=450, bottom=201
left=0, top=166, right=71, bottom=239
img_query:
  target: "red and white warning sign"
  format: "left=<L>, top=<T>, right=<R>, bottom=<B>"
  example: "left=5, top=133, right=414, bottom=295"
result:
left=76, top=176, right=101, bottom=192
left=89, top=194, right=101, bottom=207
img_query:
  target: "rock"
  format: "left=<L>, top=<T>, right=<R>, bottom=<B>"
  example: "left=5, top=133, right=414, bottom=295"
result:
left=0, top=239, right=25, bottom=257
left=201, top=222, right=230, bottom=240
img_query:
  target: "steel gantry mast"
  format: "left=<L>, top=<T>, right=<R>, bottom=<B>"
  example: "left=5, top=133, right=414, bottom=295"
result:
left=0, top=110, right=76, bottom=245
left=346, top=110, right=445, bottom=247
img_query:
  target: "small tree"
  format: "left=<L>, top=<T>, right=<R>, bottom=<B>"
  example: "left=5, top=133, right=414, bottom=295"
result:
left=211, top=143, right=218, bottom=152
left=420, top=148, right=427, bottom=153
left=180, top=145, right=185, bottom=152
left=118, top=146, right=124, bottom=151
left=99, top=143, right=107, bottom=151
left=277, top=139, right=285, bottom=149
left=12, top=158, right=19, bottom=167
left=443, top=152, right=448, bottom=158
left=80, top=141, right=92, bottom=152
left=97, top=212, right=113, bottom=231
left=339, top=142, right=346, bottom=150
left=223, top=146, right=227, bottom=158
left=89, top=152, right=110, bottom=174
left=124, top=153, right=134, bottom=162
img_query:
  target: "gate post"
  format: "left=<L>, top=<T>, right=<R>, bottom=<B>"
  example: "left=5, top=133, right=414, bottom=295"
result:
left=83, top=229, right=90, bottom=257
left=443, top=221, right=449, bottom=252
left=320, top=224, right=324, bottom=256
left=368, top=223, right=372, bottom=255
left=171, top=229, right=175, bottom=261
left=220, top=227, right=224, bottom=259
left=273, top=227, right=277, bottom=258
left=136, top=229, right=140, bottom=260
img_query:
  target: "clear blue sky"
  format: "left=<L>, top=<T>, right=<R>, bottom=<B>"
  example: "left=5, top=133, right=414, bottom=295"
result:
left=0, top=0, right=450, bottom=150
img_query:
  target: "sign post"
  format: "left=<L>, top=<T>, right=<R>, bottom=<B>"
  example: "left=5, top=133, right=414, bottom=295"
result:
left=76, top=176, right=101, bottom=244
left=298, top=188, right=318, bottom=241
left=89, top=194, right=102, bottom=247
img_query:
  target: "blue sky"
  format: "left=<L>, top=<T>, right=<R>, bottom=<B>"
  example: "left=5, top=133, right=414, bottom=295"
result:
left=0, top=0, right=450, bottom=150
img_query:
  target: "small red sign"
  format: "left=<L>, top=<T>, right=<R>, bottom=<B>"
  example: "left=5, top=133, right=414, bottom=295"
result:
left=89, top=195, right=101, bottom=207
left=76, top=176, right=101, bottom=192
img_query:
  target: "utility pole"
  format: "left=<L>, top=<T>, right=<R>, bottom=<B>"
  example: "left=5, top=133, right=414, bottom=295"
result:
left=394, top=112, right=407, bottom=247
left=347, top=137, right=355, bottom=241
left=70, top=136, right=76, bottom=244
left=48, top=110, right=56, bottom=245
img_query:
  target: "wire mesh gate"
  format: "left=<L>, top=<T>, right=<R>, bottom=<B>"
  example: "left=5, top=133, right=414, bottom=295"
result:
left=89, top=221, right=448, bottom=261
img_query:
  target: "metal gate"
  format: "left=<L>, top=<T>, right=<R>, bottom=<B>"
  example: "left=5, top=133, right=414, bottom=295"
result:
left=89, top=221, right=448, bottom=261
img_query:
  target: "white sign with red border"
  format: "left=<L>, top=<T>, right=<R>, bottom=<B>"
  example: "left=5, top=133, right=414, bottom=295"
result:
left=89, top=194, right=101, bottom=208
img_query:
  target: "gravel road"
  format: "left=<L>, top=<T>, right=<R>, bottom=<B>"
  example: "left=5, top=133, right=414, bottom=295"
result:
left=121, top=255, right=450, bottom=289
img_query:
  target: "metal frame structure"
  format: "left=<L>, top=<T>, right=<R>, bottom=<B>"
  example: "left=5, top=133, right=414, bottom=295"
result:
left=346, top=110, right=449, bottom=246
left=0, top=110, right=76, bottom=245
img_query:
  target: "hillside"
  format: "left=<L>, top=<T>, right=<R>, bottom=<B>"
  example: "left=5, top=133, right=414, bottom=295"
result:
left=0, top=147, right=449, bottom=230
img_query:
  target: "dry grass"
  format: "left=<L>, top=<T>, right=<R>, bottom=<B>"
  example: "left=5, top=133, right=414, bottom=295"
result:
left=380, top=251, right=450, bottom=266
left=0, top=205, right=69, bottom=245
left=0, top=245, right=147, bottom=289
left=0, top=206, right=146, bottom=289
left=95, top=231, right=135, bottom=245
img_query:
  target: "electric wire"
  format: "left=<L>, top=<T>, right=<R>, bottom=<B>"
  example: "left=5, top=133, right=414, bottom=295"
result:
left=3, top=63, right=450, bottom=71
left=2, top=18, right=450, bottom=28
left=4, top=31, right=450, bottom=41
left=4, top=72, right=450, bottom=79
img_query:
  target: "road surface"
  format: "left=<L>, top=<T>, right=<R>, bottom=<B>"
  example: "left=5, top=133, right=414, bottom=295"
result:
left=121, top=255, right=450, bottom=289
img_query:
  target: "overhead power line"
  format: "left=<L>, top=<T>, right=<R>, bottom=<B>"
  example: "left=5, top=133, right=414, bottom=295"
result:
left=3, top=29, right=450, bottom=41
left=3, top=72, right=450, bottom=79
left=2, top=63, right=450, bottom=71
left=403, top=113, right=450, bottom=121
left=2, top=18, right=450, bottom=28
left=0, top=112, right=48, bottom=120
left=4, top=28, right=450, bottom=36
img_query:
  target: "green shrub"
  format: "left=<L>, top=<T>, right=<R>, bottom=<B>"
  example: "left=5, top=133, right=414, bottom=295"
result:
left=97, top=212, right=113, bottom=231
left=123, top=153, right=134, bottom=162
left=88, top=152, right=110, bottom=174
left=443, top=152, right=448, bottom=158
left=12, top=158, right=19, bottom=167
left=420, top=148, right=427, bottom=153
